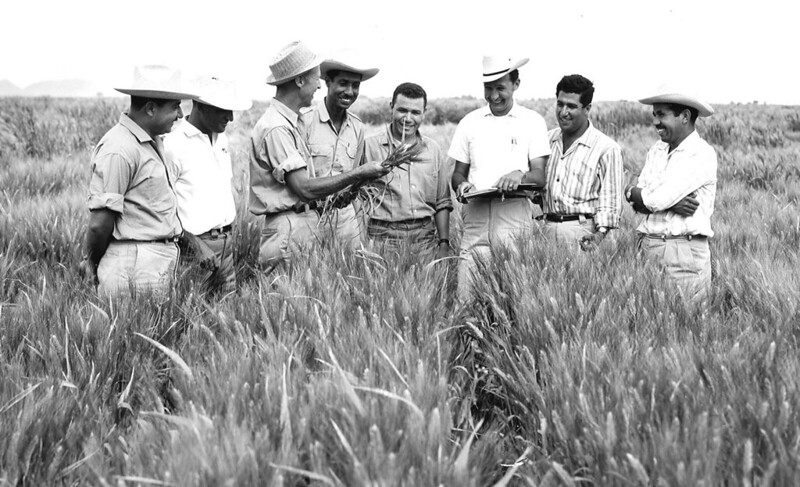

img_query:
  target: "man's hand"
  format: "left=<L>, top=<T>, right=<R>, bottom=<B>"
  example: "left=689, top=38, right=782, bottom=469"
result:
left=669, top=192, right=699, bottom=217
left=357, top=161, right=392, bottom=180
left=185, top=234, right=217, bottom=271
left=579, top=231, right=606, bottom=252
left=435, top=241, right=452, bottom=260
left=456, top=181, right=475, bottom=203
left=494, top=169, right=524, bottom=192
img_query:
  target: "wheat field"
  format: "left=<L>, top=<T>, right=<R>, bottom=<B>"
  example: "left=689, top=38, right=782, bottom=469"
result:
left=1, top=97, right=799, bottom=485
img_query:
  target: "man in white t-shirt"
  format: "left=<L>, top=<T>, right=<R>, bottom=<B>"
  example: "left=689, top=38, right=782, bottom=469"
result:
left=449, top=55, right=550, bottom=300
left=164, top=76, right=252, bottom=294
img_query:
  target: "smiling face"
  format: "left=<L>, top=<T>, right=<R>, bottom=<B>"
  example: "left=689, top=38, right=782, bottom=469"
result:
left=196, top=102, right=234, bottom=134
left=150, top=99, right=184, bottom=135
left=652, top=103, right=692, bottom=150
left=556, top=91, right=590, bottom=137
left=484, top=74, right=519, bottom=116
left=298, top=66, right=321, bottom=108
left=326, top=71, right=362, bottom=111
left=390, top=94, right=425, bottom=141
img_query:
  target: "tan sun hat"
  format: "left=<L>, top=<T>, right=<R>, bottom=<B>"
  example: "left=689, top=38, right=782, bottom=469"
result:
left=320, top=59, right=379, bottom=82
left=639, top=92, right=714, bottom=117
left=194, top=76, right=253, bottom=111
left=114, top=65, right=198, bottom=100
left=482, top=55, right=529, bottom=82
left=266, top=41, right=325, bottom=86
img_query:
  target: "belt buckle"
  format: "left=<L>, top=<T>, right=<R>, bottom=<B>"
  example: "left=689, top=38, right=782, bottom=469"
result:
left=209, top=228, right=221, bottom=240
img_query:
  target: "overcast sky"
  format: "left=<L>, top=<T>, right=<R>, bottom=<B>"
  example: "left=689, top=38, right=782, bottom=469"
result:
left=4, top=0, right=796, bottom=105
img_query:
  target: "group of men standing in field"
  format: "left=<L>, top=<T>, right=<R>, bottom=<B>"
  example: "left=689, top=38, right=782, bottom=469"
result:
left=81, top=40, right=718, bottom=303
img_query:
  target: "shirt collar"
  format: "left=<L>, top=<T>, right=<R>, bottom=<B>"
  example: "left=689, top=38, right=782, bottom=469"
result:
left=119, top=113, right=153, bottom=143
left=380, top=123, right=425, bottom=149
left=482, top=100, right=520, bottom=118
left=659, top=129, right=700, bottom=154
left=318, top=99, right=352, bottom=128
left=271, top=98, right=300, bottom=127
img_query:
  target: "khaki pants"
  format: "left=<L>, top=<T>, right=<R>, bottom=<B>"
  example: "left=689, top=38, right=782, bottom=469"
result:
left=367, top=217, right=437, bottom=256
left=457, top=197, right=533, bottom=301
left=183, top=231, right=236, bottom=294
left=319, top=204, right=362, bottom=251
left=259, top=211, right=320, bottom=271
left=97, top=241, right=179, bottom=298
left=543, top=218, right=596, bottom=249
left=637, top=234, right=711, bottom=301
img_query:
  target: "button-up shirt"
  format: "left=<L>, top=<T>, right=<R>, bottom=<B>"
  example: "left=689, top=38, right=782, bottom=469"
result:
left=249, top=98, right=312, bottom=215
left=163, top=119, right=236, bottom=235
left=359, top=125, right=453, bottom=222
left=87, top=113, right=181, bottom=240
left=636, top=130, right=717, bottom=237
left=544, top=123, right=624, bottom=229
left=302, top=100, right=364, bottom=178
left=447, top=103, right=550, bottom=191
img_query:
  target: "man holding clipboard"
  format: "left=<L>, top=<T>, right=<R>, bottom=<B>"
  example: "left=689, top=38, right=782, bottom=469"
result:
left=449, top=55, right=549, bottom=301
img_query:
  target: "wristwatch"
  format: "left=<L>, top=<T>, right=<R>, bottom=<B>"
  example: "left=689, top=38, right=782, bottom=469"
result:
left=625, top=186, right=634, bottom=202
left=438, top=238, right=450, bottom=247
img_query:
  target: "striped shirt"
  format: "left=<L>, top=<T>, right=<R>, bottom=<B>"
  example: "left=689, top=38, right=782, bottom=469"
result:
left=636, top=130, right=717, bottom=237
left=543, top=123, right=624, bottom=229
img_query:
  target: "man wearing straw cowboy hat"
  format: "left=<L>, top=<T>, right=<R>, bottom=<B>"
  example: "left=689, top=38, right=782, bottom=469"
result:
left=449, top=54, right=550, bottom=300
left=302, top=58, right=379, bottom=248
left=626, top=91, right=717, bottom=300
left=82, top=65, right=198, bottom=297
left=249, top=41, right=420, bottom=271
left=164, top=75, right=252, bottom=295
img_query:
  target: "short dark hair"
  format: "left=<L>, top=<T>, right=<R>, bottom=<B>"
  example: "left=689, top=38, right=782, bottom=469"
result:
left=508, top=69, right=519, bottom=84
left=391, top=82, right=427, bottom=108
left=324, top=69, right=341, bottom=82
left=130, top=96, right=173, bottom=111
left=665, top=103, right=699, bottom=124
left=556, top=74, right=594, bottom=106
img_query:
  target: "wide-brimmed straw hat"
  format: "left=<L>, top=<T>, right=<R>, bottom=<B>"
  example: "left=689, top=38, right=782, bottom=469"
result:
left=114, top=65, right=198, bottom=100
left=482, top=55, right=529, bottom=82
left=320, top=59, right=379, bottom=82
left=266, top=41, right=325, bottom=86
left=194, top=76, right=253, bottom=111
left=639, top=92, right=714, bottom=117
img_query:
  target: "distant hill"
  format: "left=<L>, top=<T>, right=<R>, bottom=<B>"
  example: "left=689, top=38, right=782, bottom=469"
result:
left=0, top=79, right=116, bottom=97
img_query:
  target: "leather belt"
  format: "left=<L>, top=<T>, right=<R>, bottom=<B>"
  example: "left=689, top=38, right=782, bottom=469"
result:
left=369, top=217, right=432, bottom=229
left=642, top=233, right=707, bottom=241
left=115, top=236, right=179, bottom=245
left=545, top=213, right=594, bottom=222
left=198, top=224, right=233, bottom=240
left=293, top=201, right=320, bottom=213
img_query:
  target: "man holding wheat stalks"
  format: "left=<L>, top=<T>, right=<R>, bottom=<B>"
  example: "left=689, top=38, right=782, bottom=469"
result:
left=449, top=55, right=550, bottom=300
left=82, top=65, right=197, bottom=297
left=359, top=82, right=453, bottom=258
left=626, top=91, right=717, bottom=301
left=302, top=59, right=378, bottom=249
left=249, top=41, right=420, bottom=271
left=542, top=74, right=624, bottom=251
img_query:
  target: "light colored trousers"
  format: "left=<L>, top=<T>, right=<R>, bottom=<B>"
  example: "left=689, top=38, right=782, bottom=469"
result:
left=543, top=218, right=596, bottom=248
left=457, top=197, right=533, bottom=301
left=189, top=232, right=236, bottom=294
left=97, top=241, right=179, bottom=297
left=258, top=210, right=320, bottom=271
left=636, top=234, right=711, bottom=301
left=367, top=217, right=437, bottom=256
left=319, top=204, right=362, bottom=251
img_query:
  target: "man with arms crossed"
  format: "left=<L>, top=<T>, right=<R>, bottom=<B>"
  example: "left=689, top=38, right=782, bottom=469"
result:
left=164, top=76, right=252, bottom=294
left=249, top=41, right=419, bottom=271
left=83, top=65, right=197, bottom=297
left=303, top=59, right=378, bottom=248
left=543, top=74, right=624, bottom=251
left=449, top=55, right=550, bottom=300
left=360, top=82, right=453, bottom=258
left=626, top=92, right=717, bottom=301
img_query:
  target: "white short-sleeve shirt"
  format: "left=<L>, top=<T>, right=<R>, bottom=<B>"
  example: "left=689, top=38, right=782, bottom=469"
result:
left=448, top=103, right=550, bottom=190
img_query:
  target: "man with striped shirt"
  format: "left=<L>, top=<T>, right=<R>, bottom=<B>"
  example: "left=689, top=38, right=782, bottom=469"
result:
left=542, top=75, right=623, bottom=251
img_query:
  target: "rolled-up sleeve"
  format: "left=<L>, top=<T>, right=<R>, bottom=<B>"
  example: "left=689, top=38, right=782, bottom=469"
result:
left=447, top=120, right=470, bottom=164
left=595, top=145, right=624, bottom=228
left=88, top=152, right=131, bottom=213
left=527, top=116, right=551, bottom=161
left=264, top=126, right=307, bottom=184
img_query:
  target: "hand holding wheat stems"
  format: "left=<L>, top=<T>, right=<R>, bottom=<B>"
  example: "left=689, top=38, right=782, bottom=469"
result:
left=382, top=140, right=423, bottom=171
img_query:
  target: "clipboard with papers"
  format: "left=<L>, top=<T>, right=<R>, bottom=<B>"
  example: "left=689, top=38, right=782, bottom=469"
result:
left=461, top=183, right=543, bottom=200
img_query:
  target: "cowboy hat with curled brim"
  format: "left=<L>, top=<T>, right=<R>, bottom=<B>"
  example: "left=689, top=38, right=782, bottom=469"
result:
left=115, top=65, right=198, bottom=100
left=320, top=60, right=379, bottom=82
left=266, top=41, right=325, bottom=86
left=482, top=55, right=529, bottom=83
left=639, top=93, right=714, bottom=117
left=194, top=76, right=253, bottom=111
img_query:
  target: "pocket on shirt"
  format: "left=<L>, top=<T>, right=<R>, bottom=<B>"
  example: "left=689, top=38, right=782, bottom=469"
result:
left=309, top=143, right=333, bottom=177
left=135, top=162, right=176, bottom=214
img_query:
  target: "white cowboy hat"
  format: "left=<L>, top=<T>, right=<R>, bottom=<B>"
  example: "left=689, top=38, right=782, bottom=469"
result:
left=114, top=65, right=198, bottom=100
left=194, top=76, right=253, bottom=111
left=266, top=41, right=325, bottom=86
left=482, top=55, right=529, bottom=82
left=320, top=59, right=379, bottom=82
left=639, top=93, right=714, bottom=117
